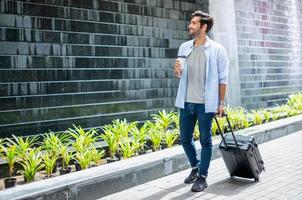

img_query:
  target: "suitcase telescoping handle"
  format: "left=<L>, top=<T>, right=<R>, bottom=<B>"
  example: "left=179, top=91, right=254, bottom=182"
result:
left=214, top=113, right=240, bottom=151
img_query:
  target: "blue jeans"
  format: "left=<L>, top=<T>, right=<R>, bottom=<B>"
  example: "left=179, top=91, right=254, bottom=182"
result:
left=180, top=103, right=214, bottom=178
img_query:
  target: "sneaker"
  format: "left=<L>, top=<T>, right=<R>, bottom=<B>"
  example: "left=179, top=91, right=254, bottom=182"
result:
left=184, top=168, right=198, bottom=184
left=191, top=176, right=208, bottom=192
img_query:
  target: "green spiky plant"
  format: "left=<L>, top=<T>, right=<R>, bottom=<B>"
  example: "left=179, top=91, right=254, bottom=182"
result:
left=74, top=150, right=93, bottom=170
left=225, top=106, right=247, bottom=130
left=99, top=129, right=119, bottom=160
left=287, top=92, right=302, bottom=111
left=41, top=152, right=57, bottom=178
left=102, top=119, right=138, bottom=160
left=18, top=148, right=44, bottom=182
left=224, top=106, right=239, bottom=129
left=117, top=120, right=138, bottom=139
left=90, top=147, right=105, bottom=165
left=271, top=111, right=280, bottom=121
left=147, top=122, right=163, bottom=151
left=130, top=122, right=149, bottom=152
left=287, top=107, right=300, bottom=117
left=151, top=110, right=174, bottom=132
left=171, top=111, right=180, bottom=132
left=58, top=143, right=73, bottom=170
left=6, top=135, right=38, bottom=157
left=269, top=105, right=286, bottom=120
left=240, top=116, right=251, bottom=129
left=42, top=131, right=70, bottom=158
left=211, top=120, right=218, bottom=136
left=104, top=119, right=138, bottom=141
left=211, top=117, right=226, bottom=136
left=212, top=117, right=226, bottom=136
left=102, top=119, right=126, bottom=147
left=277, top=104, right=300, bottom=117
left=261, top=109, right=271, bottom=123
left=67, top=125, right=98, bottom=153
left=42, top=131, right=69, bottom=174
left=266, top=106, right=277, bottom=121
left=250, top=110, right=263, bottom=125
left=0, top=140, right=19, bottom=188
left=163, top=130, right=179, bottom=148
left=119, top=138, right=140, bottom=159
left=0, top=138, right=4, bottom=155
left=0, top=143, right=19, bottom=178
left=275, top=105, right=288, bottom=117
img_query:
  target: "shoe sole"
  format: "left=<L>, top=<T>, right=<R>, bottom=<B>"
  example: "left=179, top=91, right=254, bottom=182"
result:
left=184, top=178, right=198, bottom=184
left=191, top=183, right=208, bottom=192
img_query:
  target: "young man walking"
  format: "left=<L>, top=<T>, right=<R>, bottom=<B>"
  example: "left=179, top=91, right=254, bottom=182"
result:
left=174, top=10, right=229, bottom=192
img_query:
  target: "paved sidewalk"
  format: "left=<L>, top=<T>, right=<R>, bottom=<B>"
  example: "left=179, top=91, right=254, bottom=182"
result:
left=99, top=130, right=302, bottom=200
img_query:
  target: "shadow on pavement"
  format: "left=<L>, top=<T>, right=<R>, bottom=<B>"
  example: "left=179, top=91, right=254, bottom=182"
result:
left=139, top=177, right=258, bottom=200
left=205, top=177, right=257, bottom=196
left=139, top=182, right=188, bottom=200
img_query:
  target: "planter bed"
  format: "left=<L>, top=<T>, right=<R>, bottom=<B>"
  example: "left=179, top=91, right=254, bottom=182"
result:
left=0, top=114, right=302, bottom=200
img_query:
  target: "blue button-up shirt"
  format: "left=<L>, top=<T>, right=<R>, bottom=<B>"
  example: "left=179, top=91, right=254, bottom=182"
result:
left=175, top=36, right=229, bottom=113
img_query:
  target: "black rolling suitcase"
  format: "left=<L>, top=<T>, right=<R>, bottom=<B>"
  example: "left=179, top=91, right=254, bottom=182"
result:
left=214, top=114, right=265, bottom=181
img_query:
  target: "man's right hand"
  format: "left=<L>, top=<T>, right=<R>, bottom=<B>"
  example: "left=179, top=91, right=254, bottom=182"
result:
left=174, top=59, right=182, bottom=78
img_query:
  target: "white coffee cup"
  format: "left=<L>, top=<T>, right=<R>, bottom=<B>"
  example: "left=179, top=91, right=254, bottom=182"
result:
left=177, top=56, right=186, bottom=69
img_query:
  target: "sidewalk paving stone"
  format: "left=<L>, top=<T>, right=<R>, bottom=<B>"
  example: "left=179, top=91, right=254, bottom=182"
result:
left=100, top=130, right=302, bottom=200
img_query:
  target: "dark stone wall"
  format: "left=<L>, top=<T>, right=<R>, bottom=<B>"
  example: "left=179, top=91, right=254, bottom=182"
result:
left=235, top=0, right=302, bottom=109
left=0, top=0, right=208, bottom=137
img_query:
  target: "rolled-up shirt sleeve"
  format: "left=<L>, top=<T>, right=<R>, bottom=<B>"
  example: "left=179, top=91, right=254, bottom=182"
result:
left=217, top=47, right=229, bottom=85
left=177, top=43, right=184, bottom=57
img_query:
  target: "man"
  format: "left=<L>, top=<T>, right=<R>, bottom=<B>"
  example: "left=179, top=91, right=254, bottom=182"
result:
left=174, top=10, right=229, bottom=192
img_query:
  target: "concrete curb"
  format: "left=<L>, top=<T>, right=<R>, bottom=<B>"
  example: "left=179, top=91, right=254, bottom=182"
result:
left=1, top=114, right=302, bottom=200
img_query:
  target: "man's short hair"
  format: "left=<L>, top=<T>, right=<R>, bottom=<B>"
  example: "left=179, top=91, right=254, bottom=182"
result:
left=191, top=10, right=214, bottom=33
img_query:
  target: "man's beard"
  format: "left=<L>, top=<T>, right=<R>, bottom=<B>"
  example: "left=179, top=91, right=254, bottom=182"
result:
left=188, top=28, right=194, bottom=38
left=188, top=28, right=200, bottom=38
